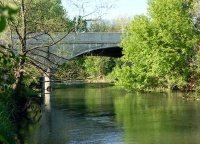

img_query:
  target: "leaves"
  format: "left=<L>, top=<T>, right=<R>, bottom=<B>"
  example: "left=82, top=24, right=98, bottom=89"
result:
left=0, top=17, right=6, bottom=32
left=113, top=0, right=200, bottom=91
left=0, top=4, right=18, bottom=32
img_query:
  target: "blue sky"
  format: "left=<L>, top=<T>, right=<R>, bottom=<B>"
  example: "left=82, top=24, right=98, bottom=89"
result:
left=61, top=0, right=148, bottom=19
left=104, top=0, right=148, bottom=19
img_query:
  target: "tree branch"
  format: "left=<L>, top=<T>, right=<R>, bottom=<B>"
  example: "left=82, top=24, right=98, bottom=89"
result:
left=24, top=31, right=73, bottom=53
left=29, top=48, right=69, bottom=61
left=27, top=53, right=60, bottom=67
left=27, top=59, right=46, bottom=74
left=26, top=57, right=49, bottom=69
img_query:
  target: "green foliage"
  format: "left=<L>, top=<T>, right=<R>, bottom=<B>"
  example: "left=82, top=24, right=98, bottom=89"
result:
left=54, top=57, right=117, bottom=81
left=22, top=65, right=41, bottom=87
left=84, top=56, right=116, bottom=79
left=72, top=16, right=88, bottom=32
left=23, top=0, right=71, bottom=32
left=55, top=57, right=86, bottom=80
left=0, top=3, right=18, bottom=32
left=113, top=0, right=200, bottom=91
left=0, top=4, right=18, bottom=143
left=0, top=49, right=16, bottom=93
left=0, top=101, right=16, bottom=144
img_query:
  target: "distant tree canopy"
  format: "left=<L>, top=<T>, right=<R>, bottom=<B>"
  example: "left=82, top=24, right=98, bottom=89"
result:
left=88, top=17, right=131, bottom=32
left=1, top=0, right=72, bottom=32
left=113, top=0, right=200, bottom=92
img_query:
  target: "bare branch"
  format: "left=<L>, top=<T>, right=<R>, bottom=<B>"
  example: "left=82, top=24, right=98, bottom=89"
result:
left=31, top=48, right=69, bottom=61
left=24, top=27, right=76, bottom=53
left=27, top=59, right=46, bottom=74
left=0, top=44, right=7, bottom=49
left=26, top=57, right=49, bottom=69
left=27, top=53, right=60, bottom=67
left=26, top=32, right=48, bottom=40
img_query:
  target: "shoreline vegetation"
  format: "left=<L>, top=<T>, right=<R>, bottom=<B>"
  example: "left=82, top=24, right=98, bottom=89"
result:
left=54, top=78, right=200, bottom=100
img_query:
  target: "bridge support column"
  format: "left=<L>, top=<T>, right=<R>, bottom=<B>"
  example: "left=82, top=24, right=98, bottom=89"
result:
left=44, top=68, right=52, bottom=110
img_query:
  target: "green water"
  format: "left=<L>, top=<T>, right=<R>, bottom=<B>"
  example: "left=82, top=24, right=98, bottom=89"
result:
left=23, top=83, right=200, bottom=144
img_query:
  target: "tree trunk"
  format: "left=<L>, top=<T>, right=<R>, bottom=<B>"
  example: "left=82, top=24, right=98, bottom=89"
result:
left=12, top=60, right=25, bottom=98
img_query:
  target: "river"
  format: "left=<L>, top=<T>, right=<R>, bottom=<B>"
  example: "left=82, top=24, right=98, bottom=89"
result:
left=21, top=83, right=200, bottom=144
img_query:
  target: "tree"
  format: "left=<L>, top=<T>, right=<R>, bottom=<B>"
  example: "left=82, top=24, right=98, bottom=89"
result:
left=0, top=0, right=116, bottom=97
left=54, top=57, right=86, bottom=80
left=0, top=3, right=19, bottom=144
left=0, top=3, right=18, bottom=92
left=84, top=56, right=116, bottom=79
left=88, top=16, right=131, bottom=32
left=0, top=0, right=79, bottom=100
left=113, top=0, right=200, bottom=91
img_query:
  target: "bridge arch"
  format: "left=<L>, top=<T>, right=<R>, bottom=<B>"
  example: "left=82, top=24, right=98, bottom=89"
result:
left=73, top=46, right=123, bottom=58
left=27, top=32, right=123, bottom=69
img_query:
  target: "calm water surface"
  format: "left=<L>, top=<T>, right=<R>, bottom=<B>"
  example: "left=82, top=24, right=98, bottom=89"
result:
left=23, top=83, right=200, bottom=144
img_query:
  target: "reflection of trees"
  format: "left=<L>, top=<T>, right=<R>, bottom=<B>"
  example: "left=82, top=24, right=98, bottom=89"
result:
left=54, top=84, right=119, bottom=115
left=114, top=92, right=200, bottom=144
left=84, top=86, right=114, bottom=114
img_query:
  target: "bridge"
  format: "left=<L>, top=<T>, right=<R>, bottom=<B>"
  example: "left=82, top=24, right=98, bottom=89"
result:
left=26, top=32, right=123, bottom=70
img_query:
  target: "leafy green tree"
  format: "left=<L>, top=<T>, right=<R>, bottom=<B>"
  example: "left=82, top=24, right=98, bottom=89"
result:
left=113, top=0, right=200, bottom=91
left=84, top=56, right=116, bottom=79
left=0, top=0, right=73, bottom=98
left=54, top=57, right=86, bottom=80
left=1, top=0, right=113, bottom=97
left=24, top=0, right=71, bottom=32
left=0, top=3, right=18, bottom=144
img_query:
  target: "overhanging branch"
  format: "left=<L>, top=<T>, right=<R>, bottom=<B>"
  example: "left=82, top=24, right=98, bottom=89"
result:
left=24, top=19, right=84, bottom=53
left=31, top=48, right=70, bottom=61
left=27, top=53, right=60, bottom=67
left=27, top=57, right=49, bottom=69
left=25, top=31, right=73, bottom=53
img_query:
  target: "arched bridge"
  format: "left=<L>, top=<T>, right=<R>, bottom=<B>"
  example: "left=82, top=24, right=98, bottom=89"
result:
left=27, top=32, right=123, bottom=69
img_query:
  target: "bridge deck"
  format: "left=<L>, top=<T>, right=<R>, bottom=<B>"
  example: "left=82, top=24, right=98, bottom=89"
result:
left=26, top=32, right=123, bottom=69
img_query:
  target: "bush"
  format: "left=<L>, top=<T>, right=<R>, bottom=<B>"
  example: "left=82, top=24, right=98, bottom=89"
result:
left=0, top=101, right=16, bottom=144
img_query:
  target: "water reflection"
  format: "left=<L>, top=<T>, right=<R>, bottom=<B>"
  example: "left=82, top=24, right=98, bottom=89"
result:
left=24, top=84, right=123, bottom=144
left=23, top=84, right=200, bottom=144
left=114, top=92, right=200, bottom=144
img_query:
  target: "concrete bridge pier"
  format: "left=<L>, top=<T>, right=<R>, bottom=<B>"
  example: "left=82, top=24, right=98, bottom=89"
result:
left=44, top=68, right=52, bottom=110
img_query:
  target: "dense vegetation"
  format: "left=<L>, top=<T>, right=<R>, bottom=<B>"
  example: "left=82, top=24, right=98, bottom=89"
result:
left=0, top=0, right=72, bottom=143
left=113, top=0, right=200, bottom=94
left=54, top=57, right=116, bottom=81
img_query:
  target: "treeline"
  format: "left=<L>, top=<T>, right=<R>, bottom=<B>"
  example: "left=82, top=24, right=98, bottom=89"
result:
left=54, top=57, right=117, bottom=81
left=113, top=0, right=200, bottom=94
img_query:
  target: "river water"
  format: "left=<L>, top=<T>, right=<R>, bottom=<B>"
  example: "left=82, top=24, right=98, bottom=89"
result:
left=22, top=83, right=200, bottom=144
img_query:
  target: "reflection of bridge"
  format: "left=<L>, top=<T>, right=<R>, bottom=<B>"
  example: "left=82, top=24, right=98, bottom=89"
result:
left=27, top=32, right=123, bottom=69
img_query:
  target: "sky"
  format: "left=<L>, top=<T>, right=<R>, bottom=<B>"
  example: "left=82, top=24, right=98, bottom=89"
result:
left=103, top=0, right=148, bottom=19
left=61, top=0, right=148, bottom=20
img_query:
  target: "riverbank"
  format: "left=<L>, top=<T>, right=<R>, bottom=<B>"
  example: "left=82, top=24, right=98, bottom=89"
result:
left=53, top=79, right=200, bottom=101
